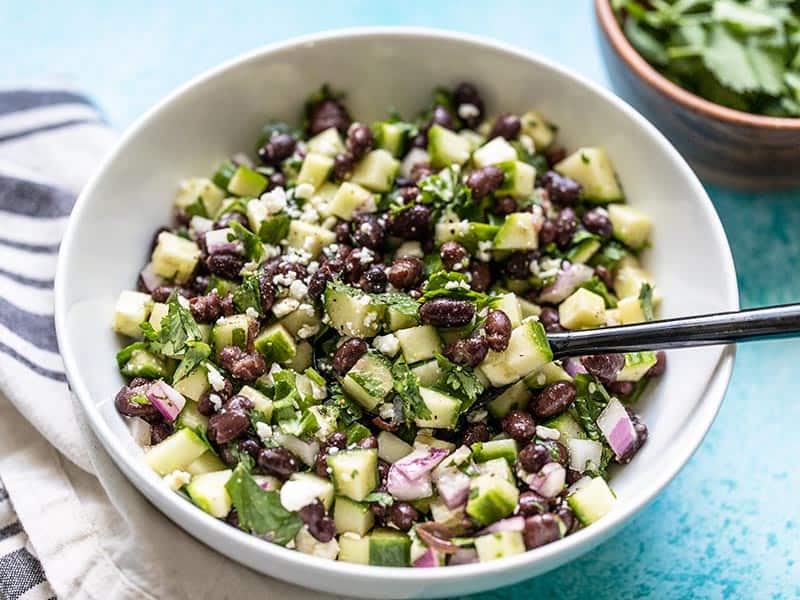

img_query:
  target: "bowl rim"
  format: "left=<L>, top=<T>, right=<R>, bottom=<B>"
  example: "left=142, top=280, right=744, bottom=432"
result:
left=595, top=0, right=800, bottom=130
left=54, top=26, right=739, bottom=588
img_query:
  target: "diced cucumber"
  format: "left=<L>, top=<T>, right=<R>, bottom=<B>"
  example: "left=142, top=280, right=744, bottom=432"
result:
left=430, top=496, right=468, bottom=530
left=339, top=533, right=370, bottom=564
left=228, top=165, right=268, bottom=197
left=616, top=351, right=657, bottom=382
left=524, top=361, right=572, bottom=389
left=326, top=448, right=378, bottom=502
left=493, top=213, right=539, bottom=251
left=459, top=129, right=486, bottom=152
left=617, top=296, right=647, bottom=325
left=520, top=110, right=556, bottom=150
left=479, top=320, right=553, bottom=387
left=477, top=457, right=515, bottom=483
left=554, top=147, right=623, bottom=203
left=567, top=238, right=602, bottom=264
left=414, top=431, right=456, bottom=452
left=307, top=127, right=345, bottom=157
left=466, top=474, right=519, bottom=525
left=212, top=314, right=254, bottom=351
left=387, top=306, right=417, bottom=331
left=414, top=387, right=461, bottom=429
left=173, top=178, right=225, bottom=218
left=351, top=149, right=399, bottom=192
left=324, top=284, right=384, bottom=337
left=145, top=428, right=208, bottom=475
left=518, top=296, right=542, bottom=319
left=185, top=451, right=227, bottom=475
left=487, top=380, right=531, bottom=419
left=472, top=137, right=518, bottom=168
left=567, top=477, right=616, bottom=525
left=121, top=348, right=171, bottom=379
left=496, top=161, right=536, bottom=199
left=151, top=232, right=201, bottom=284
left=112, top=291, right=153, bottom=338
left=297, top=152, right=334, bottom=191
left=373, top=121, right=407, bottom=157
left=613, top=265, right=660, bottom=301
left=342, top=352, right=394, bottom=411
left=369, top=529, right=411, bottom=567
left=471, top=438, right=518, bottom=464
left=186, top=469, right=233, bottom=518
left=286, top=220, right=336, bottom=257
left=280, top=472, right=335, bottom=511
left=280, top=304, right=321, bottom=337
left=411, top=359, right=442, bottom=387
left=238, top=385, right=273, bottom=420
left=559, top=288, right=606, bottom=330
left=608, top=204, right=652, bottom=250
left=428, top=124, right=472, bottom=168
left=309, top=181, right=340, bottom=218
left=395, top=325, right=442, bottom=363
left=173, top=366, right=209, bottom=402
left=334, top=496, right=375, bottom=536
left=544, top=412, right=586, bottom=441
left=475, top=531, right=526, bottom=562
left=288, top=340, right=313, bottom=372
left=493, top=293, right=523, bottom=328
left=148, top=301, right=169, bottom=332
left=377, top=431, right=413, bottom=463
left=254, top=322, right=297, bottom=365
left=176, top=400, right=208, bottom=432
left=329, top=182, right=377, bottom=221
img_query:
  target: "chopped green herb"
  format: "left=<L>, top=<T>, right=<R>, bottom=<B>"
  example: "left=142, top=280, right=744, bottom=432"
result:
left=639, top=282, right=656, bottom=321
left=391, top=358, right=432, bottom=422
left=433, top=352, right=484, bottom=412
left=228, top=221, right=263, bottom=263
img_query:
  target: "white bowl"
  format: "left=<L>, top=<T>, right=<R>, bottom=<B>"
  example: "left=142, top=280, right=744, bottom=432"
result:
left=54, top=28, right=738, bottom=599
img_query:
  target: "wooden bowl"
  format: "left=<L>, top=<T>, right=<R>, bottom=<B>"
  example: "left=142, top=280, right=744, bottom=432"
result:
left=595, top=0, right=800, bottom=190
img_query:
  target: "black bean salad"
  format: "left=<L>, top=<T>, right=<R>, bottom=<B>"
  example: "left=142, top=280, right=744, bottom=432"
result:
left=112, top=82, right=664, bottom=567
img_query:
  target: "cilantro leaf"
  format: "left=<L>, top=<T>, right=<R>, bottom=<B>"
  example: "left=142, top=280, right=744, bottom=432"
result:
left=569, top=373, right=612, bottom=444
left=144, top=293, right=203, bottom=358
left=326, top=381, right=362, bottom=427
left=391, top=358, right=431, bottom=422
left=418, top=166, right=473, bottom=218
left=580, top=276, right=618, bottom=309
left=433, top=352, right=484, bottom=413
left=638, top=282, right=655, bottom=321
left=228, top=221, right=263, bottom=263
left=419, top=271, right=496, bottom=310
left=373, top=291, right=419, bottom=317
left=232, top=272, right=263, bottom=317
left=364, top=491, right=394, bottom=506
left=173, top=341, right=211, bottom=383
left=116, top=341, right=149, bottom=369
left=258, top=213, right=290, bottom=244
left=225, top=463, right=303, bottom=545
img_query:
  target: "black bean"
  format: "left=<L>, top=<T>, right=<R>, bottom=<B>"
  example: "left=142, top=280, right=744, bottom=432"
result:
left=580, top=353, right=625, bottom=384
left=359, top=265, right=388, bottom=293
left=398, top=185, right=420, bottom=203
left=207, top=408, right=250, bottom=444
left=502, top=410, right=537, bottom=442
left=541, top=440, right=569, bottom=467
left=648, top=351, right=667, bottom=377
left=358, top=435, right=379, bottom=450
left=518, top=443, right=550, bottom=474
left=608, top=381, right=634, bottom=396
left=189, top=290, right=222, bottom=324
left=257, top=447, right=299, bottom=480
left=539, top=306, right=564, bottom=333
left=493, top=196, right=518, bottom=216
left=114, top=383, right=160, bottom=419
left=538, top=219, right=557, bottom=246
left=387, top=256, right=424, bottom=289
left=466, top=166, right=505, bottom=199
left=410, top=163, right=434, bottom=183
left=342, top=252, right=368, bottom=284
left=595, top=265, right=614, bottom=290
left=308, top=98, right=351, bottom=135
left=484, top=310, right=512, bottom=352
left=518, top=490, right=549, bottom=517
left=389, top=204, right=432, bottom=239
left=430, top=105, right=454, bottom=130
left=390, top=502, right=419, bottom=532
left=523, top=513, right=562, bottom=549
left=582, top=208, right=613, bottom=239
left=237, top=438, right=262, bottom=460
left=220, top=293, right=236, bottom=316
left=420, top=298, right=475, bottom=327
left=617, top=409, right=648, bottom=464
left=299, top=500, right=325, bottom=527
left=461, top=422, right=491, bottom=446
left=532, top=381, right=576, bottom=419
left=333, top=152, right=355, bottom=180
left=489, top=113, right=521, bottom=140
left=352, top=215, right=386, bottom=250
left=410, top=133, right=428, bottom=149
left=267, top=171, right=286, bottom=191
left=334, top=221, right=352, bottom=244
left=151, top=285, right=193, bottom=303
left=332, top=338, right=368, bottom=376
left=197, top=393, right=218, bottom=416
left=257, top=133, right=296, bottom=165
left=555, top=207, right=578, bottom=248
left=556, top=505, right=578, bottom=534
left=150, top=421, right=173, bottom=445
left=505, top=251, right=535, bottom=280
left=346, top=123, right=374, bottom=160
left=440, top=241, right=469, bottom=271
left=443, top=336, right=488, bottom=367
left=218, top=346, right=267, bottom=382
left=540, top=170, right=582, bottom=206
left=226, top=509, right=241, bottom=529
left=453, top=82, right=485, bottom=129
left=206, top=252, right=245, bottom=280
left=469, top=261, right=492, bottom=292
left=307, top=270, right=331, bottom=299
left=214, top=212, right=249, bottom=230
left=544, top=147, right=567, bottom=168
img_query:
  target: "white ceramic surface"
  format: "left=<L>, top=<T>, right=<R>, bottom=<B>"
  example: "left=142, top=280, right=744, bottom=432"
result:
left=54, top=28, right=738, bottom=599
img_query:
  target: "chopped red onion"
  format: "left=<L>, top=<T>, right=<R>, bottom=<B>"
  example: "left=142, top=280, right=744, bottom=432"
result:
left=415, top=522, right=460, bottom=554
left=527, top=462, right=566, bottom=498
left=538, top=263, right=594, bottom=304
left=126, top=416, right=152, bottom=447
left=566, top=438, right=603, bottom=473
left=563, top=357, right=588, bottom=378
left=146, top=380, right=186, bottom=422
left=433, top=467, right=471, bottom=509
left=597, top=397, right=637, bottom=460
left=139, top=262, right=165, bottom=293
left=388, top=447, right=449, bottom=501
left=449, top=548, right=479, bottom=566
left=478, top=516, right=525, bottom=536
left=205, top=228, right=243, bottom=255
left=412, top=547, right=440, bottom=568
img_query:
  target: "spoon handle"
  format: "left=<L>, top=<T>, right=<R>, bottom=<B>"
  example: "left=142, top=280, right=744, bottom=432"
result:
left=547, top=303, right=800, bottom=359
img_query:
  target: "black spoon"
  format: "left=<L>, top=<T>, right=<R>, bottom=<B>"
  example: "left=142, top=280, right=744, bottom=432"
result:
left=547, top=303, right=800, bottom=359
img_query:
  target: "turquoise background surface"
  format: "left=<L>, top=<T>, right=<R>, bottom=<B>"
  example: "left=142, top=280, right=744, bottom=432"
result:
left=3, top=1, right=798, bottom=597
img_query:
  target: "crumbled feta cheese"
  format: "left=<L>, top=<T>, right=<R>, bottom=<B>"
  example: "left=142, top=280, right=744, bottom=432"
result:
left=378, top=403, right=395, bottom=420
left=272, top=297, right=300, bottom=318
left=294, top=182, right=315, bottom=200
left=466, top=409, right=488, bottom=423
left=294, top=525, right=340, bottom=559
left=289, top=279, right=309, bottom=300
left=519, top=133, right=535, bottom=154
left=209, top=393, right=223, bottom=412
left=297, top=323, right=320, bottom=339
left=247, top=198, right=268, bottom=227
left=476, top=240, right=493, bottom=262
left=177, top=295, right=190, bottom=309
left=456, top=220, right=470, bottom=237
left=260, top=187, right=287, bottom=214
left=351, top=247, right=375, bottom=265
left=245, top=306, right=260, bottom=320
left=395, top=241, right=424, bottom=259
left=256, top=422, right=273, bottom=443
left=189, top=216, right=214, bottom=238
left=536, top=425, right=560, bottom=440
left=206, top=364, right=226, bottom=392
left=458, top=103, right=480, bottom=120
left=444, top=279, right=471, bottom=290
left=162, top=470, right=191, bottom=492
left=284, top=247, right=312, bottom=265
left=240, top=261, right=259, bottom=275
left=263, top=244, right=281, bottom=259
left=280, top=479, right=326, bottom=512
left=373, top=333, right=400, bottom=357
left=307, top=261, right=320, bottom=274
